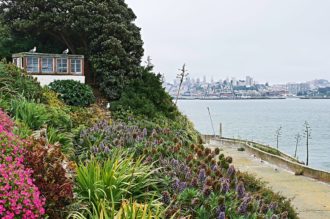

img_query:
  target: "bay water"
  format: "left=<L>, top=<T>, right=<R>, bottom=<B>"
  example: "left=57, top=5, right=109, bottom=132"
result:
left=177, top=99, right=330, bottom=171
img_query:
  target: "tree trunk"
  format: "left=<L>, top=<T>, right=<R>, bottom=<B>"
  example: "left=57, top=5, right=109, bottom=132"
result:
left=59, top=33, right=76, bottom=54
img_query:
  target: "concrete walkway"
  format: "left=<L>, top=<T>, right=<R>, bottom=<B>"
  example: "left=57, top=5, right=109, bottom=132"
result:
left=207, top=141, right=330, bottom=219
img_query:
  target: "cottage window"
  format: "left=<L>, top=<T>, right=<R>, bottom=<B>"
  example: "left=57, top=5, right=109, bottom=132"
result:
left=27, top=57, right=39, bottom=73
left=13, top=58, right=17, bottom=66
left=17, top=58, right=22, bottom=69
left=71, top=59, right=82, bottom=74
left=42, top=58, right=53, bottom=73
left=57, top=58, right=68, bottom=73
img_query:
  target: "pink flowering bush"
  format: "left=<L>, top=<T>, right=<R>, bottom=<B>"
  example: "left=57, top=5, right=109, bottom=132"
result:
left=0, top=109, right=45, bottom=218
left=0, top=110, right=14, bottom=133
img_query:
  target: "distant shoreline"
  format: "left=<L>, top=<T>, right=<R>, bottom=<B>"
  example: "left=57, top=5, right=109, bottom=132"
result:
left=175, top=97, right=330, bottom=100
left=176, top=97, right=286, bottom=100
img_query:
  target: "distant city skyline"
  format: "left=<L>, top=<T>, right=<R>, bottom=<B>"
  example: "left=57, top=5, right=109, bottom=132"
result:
left=167, top=75, right=329, bottom=86
left=126, top=0, right=330, bottom=84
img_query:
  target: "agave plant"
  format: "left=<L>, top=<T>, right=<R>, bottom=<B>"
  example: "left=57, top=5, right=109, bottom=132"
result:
left=75, top=149, right=162, bottom=215
left=68, top=199, right=166, bottom=219
left=115, top=200, right=164, bottom=219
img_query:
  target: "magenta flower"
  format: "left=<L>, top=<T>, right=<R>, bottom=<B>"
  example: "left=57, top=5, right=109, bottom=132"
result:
left=0, top=110, right=45, bottom=218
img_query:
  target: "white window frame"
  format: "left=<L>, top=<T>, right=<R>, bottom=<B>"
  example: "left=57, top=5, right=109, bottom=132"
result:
left=27, top=57, right=39, bottom=73
left=42, top=58, right=54, bottom=73
left=17, top=58, right=23, bottom=69
left=70, top=59, right=82, bottom=74
left=57, top=58, right=68, bottom=73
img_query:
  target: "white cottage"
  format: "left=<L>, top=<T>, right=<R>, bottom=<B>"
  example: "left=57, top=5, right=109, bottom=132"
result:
left=12, top=52, right=85, bottom=86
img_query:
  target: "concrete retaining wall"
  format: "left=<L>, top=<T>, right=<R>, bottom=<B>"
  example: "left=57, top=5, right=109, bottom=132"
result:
left=203, top=135, right=330, bottom=183
left=33, top=75, right=85, bottom=86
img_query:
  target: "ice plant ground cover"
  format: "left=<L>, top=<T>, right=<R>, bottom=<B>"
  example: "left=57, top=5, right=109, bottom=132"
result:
left=0, top=110, right=45, bottom=219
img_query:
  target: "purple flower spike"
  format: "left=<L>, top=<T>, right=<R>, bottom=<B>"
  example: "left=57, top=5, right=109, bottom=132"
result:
left=198, top=169, right=206, bottom=185
left=172, top=178, right=180, bottom=191
left=179, top=181, right=187, bottom=192
left=142, top=128, right=148, bottom=137
left=238, top=196, right=251, bottom=215
left=161, top=191, right=171, bottom=205
left=220, top=178, right=230, bottom=194
left=236, top=181, right=245, bottom=199
left=227, top=165, right=236, bottom=177
left=104, top=146, right=110, bottom=153
left=218, top=211, right=225, bottom=219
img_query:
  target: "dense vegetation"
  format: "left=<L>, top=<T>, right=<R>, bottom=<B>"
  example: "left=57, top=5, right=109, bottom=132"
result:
left=49, top=80, right=95, bottom=107
left=111, top=67, right=177, bottom=119
left=0, top=0, right=143, bottom=100
left=0, top=62, right=297, bottom=218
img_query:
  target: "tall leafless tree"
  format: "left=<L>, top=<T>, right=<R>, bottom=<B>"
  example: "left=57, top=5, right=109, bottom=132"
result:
left=294, top=133, right=301, bottom=158
left=175, top=64, right=188, bottom=105
left=304, top=121, right=311, bottom=166
left=275, top=126, right=282, bottom=150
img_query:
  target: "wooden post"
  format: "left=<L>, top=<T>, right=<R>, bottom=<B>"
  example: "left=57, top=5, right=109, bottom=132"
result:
left=39, top=57, right=42, bottom=74
left=219, top=123, right=223, bottom=138
left=81, top=59, right=84, bottom=76
left=68, top=58, right=71, bottom=74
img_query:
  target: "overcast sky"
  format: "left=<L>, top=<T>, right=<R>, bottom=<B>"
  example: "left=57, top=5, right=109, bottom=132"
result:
left=126, top=0, right=330, bottom=84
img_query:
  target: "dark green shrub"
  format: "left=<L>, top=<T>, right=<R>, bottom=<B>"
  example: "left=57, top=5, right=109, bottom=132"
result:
left=111, top=68, right=177, bottom=119
left=0, top=62, right=42, bottom=101
left=49, top=80, right=95, bottom=107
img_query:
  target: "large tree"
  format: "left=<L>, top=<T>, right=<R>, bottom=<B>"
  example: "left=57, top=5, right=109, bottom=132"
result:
left=0, top=0, right=144, bottom=99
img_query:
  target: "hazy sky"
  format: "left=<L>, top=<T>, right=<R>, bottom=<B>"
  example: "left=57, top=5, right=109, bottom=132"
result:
left=126, top=0, right=330, bottom=84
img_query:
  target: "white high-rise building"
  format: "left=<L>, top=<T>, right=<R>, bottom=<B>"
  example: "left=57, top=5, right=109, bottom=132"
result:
left=246, top=76, right=254, bottom=86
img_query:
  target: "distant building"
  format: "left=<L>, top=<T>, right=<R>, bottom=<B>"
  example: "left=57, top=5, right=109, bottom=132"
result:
left=203, top=75, right=207, bottom=83
left=246, top=76, right=254, bottom=86
left=12, top=52, right=85, bottom=86
left=286, top=83, right=310, bottom=95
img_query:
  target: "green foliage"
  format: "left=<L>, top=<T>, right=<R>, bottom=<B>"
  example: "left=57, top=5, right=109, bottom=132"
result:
left=0, top=62, right=43, bottom=101
left=177, top=188, right=199, bottom=204
left=49, top=80, right=95, bottom=107
left=13, top=119, right=33, bottom=139
left=47, top=106, right=72, bottom=131
left=115, top=200, right=164, bottom=219
left=252, top=143, right=281, bottom=156
left=41, top=87, right=66, bottom=108
left=47, top=127, right=74, bottom=156
left=75, top=149, right=161, bottom=215
left=68, top=199, right=165, bottom=219
left=0, top=19, right=38, bottom=60
left=0, top=98, right=10, bottom=112
left=9, top=98, right=73, bottom=131
left=1, top=0, right=144, bottom=100
left=69, top=105, right=109, bottom=128
left=10, top=99, right=49, bottom=130
left=112, top=68, right=177, bottom=119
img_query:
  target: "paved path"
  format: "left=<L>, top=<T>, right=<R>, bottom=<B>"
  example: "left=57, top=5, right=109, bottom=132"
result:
left=207, top=141, right=330, bottom=219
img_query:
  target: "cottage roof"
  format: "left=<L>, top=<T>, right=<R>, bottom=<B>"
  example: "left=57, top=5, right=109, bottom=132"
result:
left=12, top=52, right=84, bottom=59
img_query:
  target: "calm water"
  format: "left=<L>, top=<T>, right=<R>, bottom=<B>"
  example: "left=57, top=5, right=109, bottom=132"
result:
left=177, top=99, right=330, bottom=171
